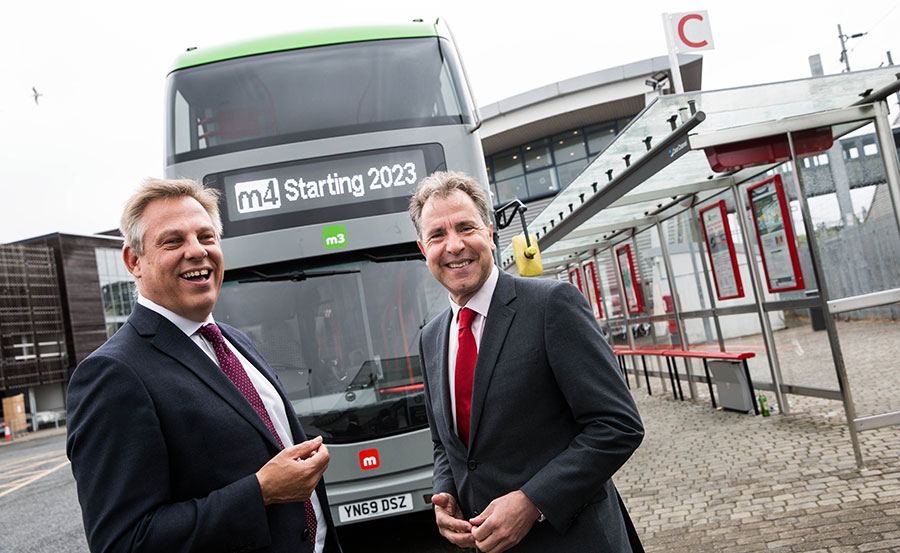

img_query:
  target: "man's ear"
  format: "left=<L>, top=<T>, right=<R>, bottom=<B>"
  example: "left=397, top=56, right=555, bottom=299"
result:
left=123, top=246, right=141, bottom=278
left=417, top=240, right=426, bottom=258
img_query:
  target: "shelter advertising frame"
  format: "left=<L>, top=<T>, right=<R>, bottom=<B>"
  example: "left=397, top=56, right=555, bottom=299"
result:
left=615, top=244, right=644, bottom=314
left=698, top=199, right=744, bottom=300
left=746, top=174, right=805, bottom=293
left=582, top=260, right=604, bottom=319
left=567, top=266, right=583, bottom=292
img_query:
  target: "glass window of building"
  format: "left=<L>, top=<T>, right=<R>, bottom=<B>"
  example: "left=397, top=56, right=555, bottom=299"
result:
left=494, top=176, right=527, bottom=205
left=523, top=139, right=552, bottom=171
left=556, top=158, right=590, bottom=189
left=552, top=130, right=587, bottom=163
left=492, top=148, right=525, bottom=181
left=525, top=168, right=558, bottom=197
left=95, top=248, right=137, bottom=337
left=586, top=123, right=617, bottom=156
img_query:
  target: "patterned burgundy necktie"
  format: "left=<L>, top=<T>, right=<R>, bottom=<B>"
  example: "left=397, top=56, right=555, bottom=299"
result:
left=198, top=323, right=317, bottom=544
left=455, top=308, right=478, bottom=447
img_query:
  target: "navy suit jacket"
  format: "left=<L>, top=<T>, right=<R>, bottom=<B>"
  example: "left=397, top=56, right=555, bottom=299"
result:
left=66, top=304, right=341, bottom=553
left=419, top=271, right=644, bottom=552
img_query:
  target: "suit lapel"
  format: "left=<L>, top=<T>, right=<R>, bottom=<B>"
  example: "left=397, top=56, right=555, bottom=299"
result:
left=130, top=305, right=282, bottom=450
left=431, top=308, right=455, bottom=442
left=468, top=272, right=516, bottom=449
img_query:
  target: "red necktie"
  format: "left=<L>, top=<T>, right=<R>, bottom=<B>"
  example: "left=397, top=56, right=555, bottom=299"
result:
left=199, top=323, right=317, bottom=543
left=455, top=308, right=477, bottom=447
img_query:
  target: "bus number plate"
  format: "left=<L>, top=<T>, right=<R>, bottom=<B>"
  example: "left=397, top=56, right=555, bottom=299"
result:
left=338, top=493, right=413, bottom=523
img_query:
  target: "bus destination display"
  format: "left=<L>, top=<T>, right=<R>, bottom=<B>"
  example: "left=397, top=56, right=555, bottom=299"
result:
left=223, top=147, right=428, bottom=222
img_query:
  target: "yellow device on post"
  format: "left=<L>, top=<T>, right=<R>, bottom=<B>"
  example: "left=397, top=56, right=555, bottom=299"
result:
left=512, top=234, right=543, bottom=276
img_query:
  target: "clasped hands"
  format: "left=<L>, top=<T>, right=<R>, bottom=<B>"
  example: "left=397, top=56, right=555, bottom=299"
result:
left=432, top=490, right=540, bottom=553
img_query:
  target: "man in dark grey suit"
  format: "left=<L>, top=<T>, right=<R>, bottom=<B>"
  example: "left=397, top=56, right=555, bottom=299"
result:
left=66, top=178, right=341, bottom=553
left=409, top=171, right=644, bottom=553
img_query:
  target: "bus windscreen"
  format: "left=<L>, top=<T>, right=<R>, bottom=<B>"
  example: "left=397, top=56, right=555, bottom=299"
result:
left=213, top=254, right=446, bottom=443
left=167, top=37, right=472, bottom=163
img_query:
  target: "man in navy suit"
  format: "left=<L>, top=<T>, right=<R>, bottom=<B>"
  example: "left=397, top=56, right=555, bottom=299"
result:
left=409, top=171, right=644, bottom=553
left=66, top=178, right=341, bottom=553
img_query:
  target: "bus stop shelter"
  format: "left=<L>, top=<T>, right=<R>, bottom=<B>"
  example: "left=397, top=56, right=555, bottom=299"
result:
left=500, top=66, right=900, bottom=467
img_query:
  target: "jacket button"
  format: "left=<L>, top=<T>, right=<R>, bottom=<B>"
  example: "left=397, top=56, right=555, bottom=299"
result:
left=302, top=528, right=310, bottom=541
left=468, top=460, right=478, bottom=470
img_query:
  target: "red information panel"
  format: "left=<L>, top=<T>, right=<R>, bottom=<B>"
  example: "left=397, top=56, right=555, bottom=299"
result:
left=698, top=200, right=744, bottom=300
left=567, top=267, right=583, bottom=292
left=747, top=174, right=805, bottom=293
left=615, top=244, right=644, bottom=314
left=582, top=261, right=604, bottom=319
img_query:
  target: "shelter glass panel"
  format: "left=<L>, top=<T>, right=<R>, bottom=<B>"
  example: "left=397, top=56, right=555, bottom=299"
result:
left=715, top=313, right=770, bottom=386
left=833, top=308, right=900, bottom=417
left=768, top=307, right=839, bottom=393
left=794, top=121, right=900, bottom=302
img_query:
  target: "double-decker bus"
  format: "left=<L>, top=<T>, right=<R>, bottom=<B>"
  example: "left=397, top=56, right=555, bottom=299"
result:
left=164, top=19, right=489, bottom=525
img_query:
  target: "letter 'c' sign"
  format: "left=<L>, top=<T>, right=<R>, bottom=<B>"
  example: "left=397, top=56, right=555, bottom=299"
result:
left=670, top=11, right=715, bottom=53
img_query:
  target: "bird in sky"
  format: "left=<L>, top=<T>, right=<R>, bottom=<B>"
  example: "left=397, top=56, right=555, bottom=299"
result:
left=32, top=87, right=43, bottom=105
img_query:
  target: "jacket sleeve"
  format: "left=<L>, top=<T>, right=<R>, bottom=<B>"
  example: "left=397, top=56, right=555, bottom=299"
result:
left=519, top=282, right=644, bottom=532
left=419, top=332, right=458, bottom=501
left=66, top=354, right=271, bottom=553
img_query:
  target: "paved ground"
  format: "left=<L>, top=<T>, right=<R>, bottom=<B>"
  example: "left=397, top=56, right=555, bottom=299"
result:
left=3, top=321, right=897, bottom=552
left=616, top=319, right=900, bottom=552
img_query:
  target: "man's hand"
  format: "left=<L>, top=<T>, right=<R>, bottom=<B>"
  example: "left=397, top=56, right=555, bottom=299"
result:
left=468, top=490, right=540, bottom=553
left=256, top=436, right=330, bottom=505
left=432, top=493, right=476, bottom=548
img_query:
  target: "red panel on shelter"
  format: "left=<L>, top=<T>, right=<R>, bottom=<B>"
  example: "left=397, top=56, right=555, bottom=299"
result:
left=704, top=127, right=833, bottom=172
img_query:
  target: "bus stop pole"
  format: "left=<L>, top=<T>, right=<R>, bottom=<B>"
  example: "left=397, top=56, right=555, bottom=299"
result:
left=731, top=184, right=790, bottom=414
left=655, top=217, right=697, bottom=399
left=872, top=101, right=900, bottom=240
left=786, top=132, right=863, bottom=467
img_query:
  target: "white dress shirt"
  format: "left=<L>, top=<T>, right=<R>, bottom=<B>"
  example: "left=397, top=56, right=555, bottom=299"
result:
left=446, top=265, right=499, bottom=436
left=137, top=296, right=326, bottom=553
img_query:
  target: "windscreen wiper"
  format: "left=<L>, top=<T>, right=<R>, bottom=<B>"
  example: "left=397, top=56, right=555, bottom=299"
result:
left=237, top=268, right=360, bottom=283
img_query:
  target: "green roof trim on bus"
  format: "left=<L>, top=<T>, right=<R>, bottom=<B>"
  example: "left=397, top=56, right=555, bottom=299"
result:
left=170, top=21, right=443, bottom=72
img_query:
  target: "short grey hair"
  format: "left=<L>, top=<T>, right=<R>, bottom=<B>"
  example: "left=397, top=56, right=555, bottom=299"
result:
left=409, top=170, right=491, bottom=238
left=120, top=178, right=222, bottom=255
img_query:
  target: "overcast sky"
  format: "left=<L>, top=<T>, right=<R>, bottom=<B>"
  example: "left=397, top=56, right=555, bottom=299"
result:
left=2, top=0, right=898, bottom=243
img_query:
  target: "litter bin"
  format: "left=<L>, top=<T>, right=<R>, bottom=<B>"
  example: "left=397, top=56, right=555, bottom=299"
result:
left=708, top=360, right=756, bottom=414
left=805, top=289, right=826, bottom=331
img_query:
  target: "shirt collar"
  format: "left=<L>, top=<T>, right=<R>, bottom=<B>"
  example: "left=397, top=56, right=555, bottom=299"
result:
left=137, top=295, right=215, bottom=337
left=449, top=265, right=499, bottom=322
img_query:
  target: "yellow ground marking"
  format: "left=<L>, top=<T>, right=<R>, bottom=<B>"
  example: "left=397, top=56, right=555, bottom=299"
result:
left=0, top=450, right=62, bottom=471
left=0, top=459, right=70, bottom=498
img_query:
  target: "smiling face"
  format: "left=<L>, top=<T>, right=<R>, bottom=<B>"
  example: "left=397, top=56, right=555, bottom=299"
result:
left=417, top=189, right=495, bottom=306
left=124, top=196, right=224, bottom=322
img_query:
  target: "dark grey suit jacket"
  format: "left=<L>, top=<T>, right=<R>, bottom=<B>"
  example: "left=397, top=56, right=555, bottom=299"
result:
left=66, top=304, right=341, bottom=553
left=419, top=271, right=644, bottom=552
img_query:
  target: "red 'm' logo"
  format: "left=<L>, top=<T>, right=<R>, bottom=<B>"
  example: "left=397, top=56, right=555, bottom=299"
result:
left=359, top=448, right=380, bottom=470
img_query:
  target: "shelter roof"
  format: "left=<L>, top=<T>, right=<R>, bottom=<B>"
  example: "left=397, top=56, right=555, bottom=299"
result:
left=500, top=66, right=900, bottom=271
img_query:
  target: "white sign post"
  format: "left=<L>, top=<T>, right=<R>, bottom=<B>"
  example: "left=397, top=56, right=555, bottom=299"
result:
left=662, top=10, right=715, bottom=94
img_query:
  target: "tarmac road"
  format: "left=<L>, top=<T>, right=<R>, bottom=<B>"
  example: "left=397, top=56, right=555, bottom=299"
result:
left=0, top=430, right=458, bottom=553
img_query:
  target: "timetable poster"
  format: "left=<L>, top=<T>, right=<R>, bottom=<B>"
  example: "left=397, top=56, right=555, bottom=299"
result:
left=582, top=261, right=603, bottom=319
left=699, top=200, right=744, bottom=300
left=615, top=244, right=643, bottom=314
left=747, top=175, right=805, bottom=292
